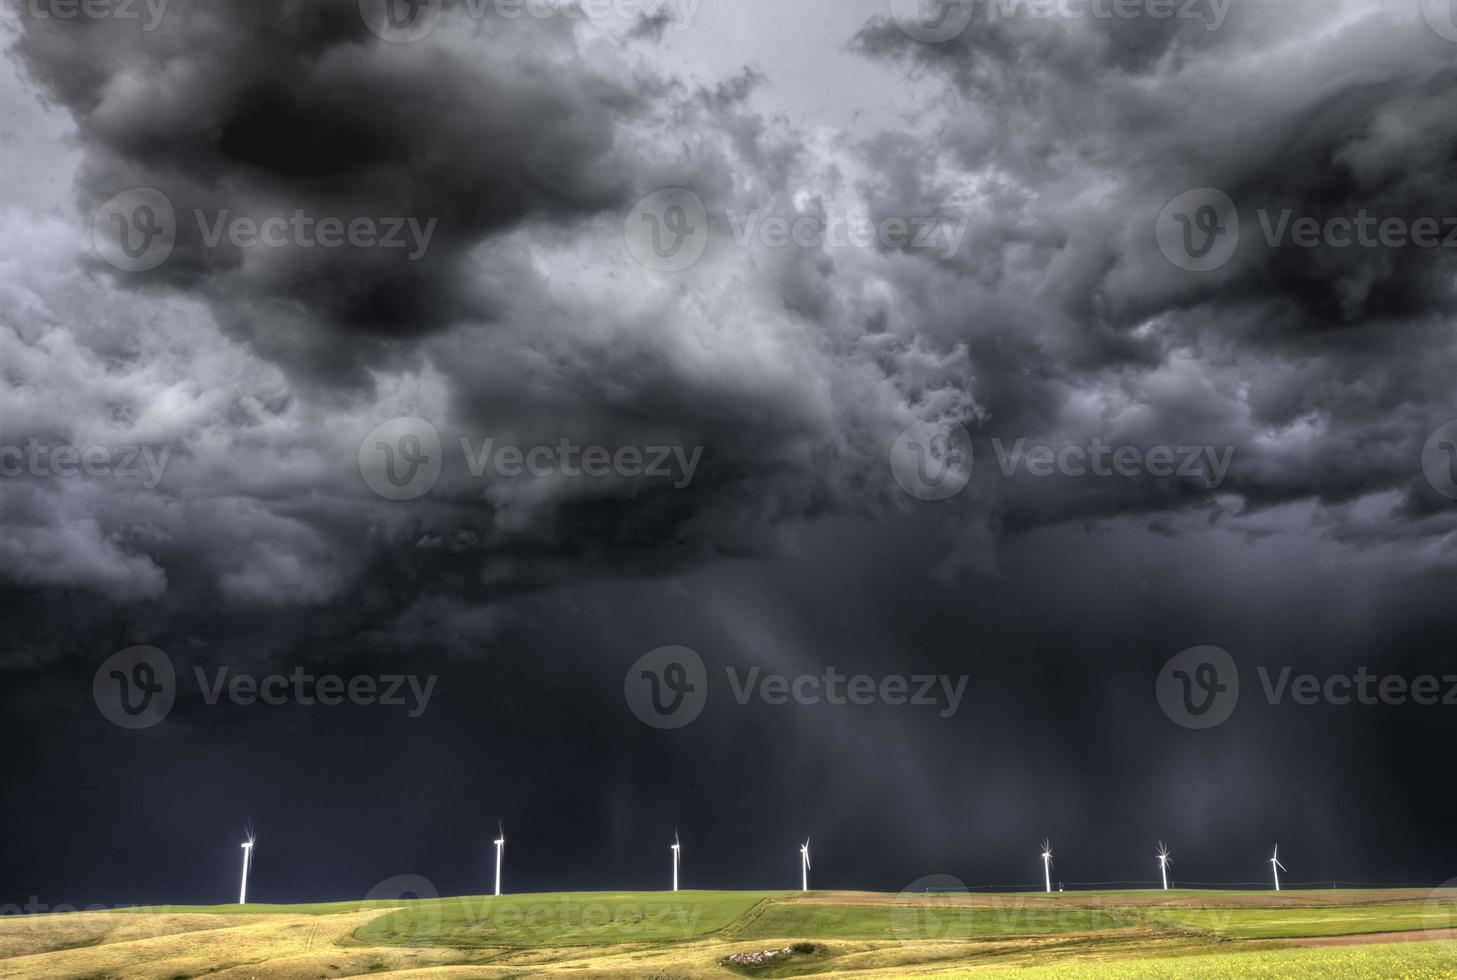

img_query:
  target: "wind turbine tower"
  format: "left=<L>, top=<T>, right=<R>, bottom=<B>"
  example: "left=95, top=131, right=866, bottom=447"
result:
left=671, top=831, right=681, bottom=892
left=1040, top=840, right=1054, bottom=894
left=1269, top=845, right=1286, bottom=892
left=799, top=839, right=811, bottom=892
left=238, top=826, right=256, bottom=905
left=493, top=822, right=506, bottom=897
left=1156, top=842, right=1172, bottom=891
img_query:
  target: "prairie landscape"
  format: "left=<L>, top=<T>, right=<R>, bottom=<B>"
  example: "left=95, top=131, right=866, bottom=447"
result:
left=4, top=888, right=1456, bottom=979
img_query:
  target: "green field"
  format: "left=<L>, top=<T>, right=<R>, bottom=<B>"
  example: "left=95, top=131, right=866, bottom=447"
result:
left=352, top=890, right=777, bottom=946
left=737, top=900, right=1143, bottom=940
left=3, top=888, right=1456, bottom=978
left=1146, top=900, right=1453, bottom=939
left=935, top=940, right=1457, bottom=979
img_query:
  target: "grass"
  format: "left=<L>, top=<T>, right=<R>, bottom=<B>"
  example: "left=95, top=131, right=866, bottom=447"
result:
left=3, top=889, right=1456, bottom=978
left=735, top=901, right=1143, bottom=941
left=351, top=890, right=779, bottom=946
left=1146, top=901, right=1454, bottom=939
left=930, top=939, right=1457, bottom=978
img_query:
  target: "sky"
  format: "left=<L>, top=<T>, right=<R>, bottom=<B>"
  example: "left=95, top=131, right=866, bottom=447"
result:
left=1, top=0, right=1456, bottom=908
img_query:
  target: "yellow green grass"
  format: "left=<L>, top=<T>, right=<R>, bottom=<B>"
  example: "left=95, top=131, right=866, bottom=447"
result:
left=352, top=890, right=778, bottom=946
left=2, top=888, right=1455, bottom=978
left=931, top=939, right=1457, bottom=979
left=736, top=900, right=1143, bottom=941
left=1146, top=900, right=1452, bottom=939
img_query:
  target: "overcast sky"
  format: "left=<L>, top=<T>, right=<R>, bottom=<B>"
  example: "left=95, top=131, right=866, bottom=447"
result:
left=2, top=0, right=1456, bottom=907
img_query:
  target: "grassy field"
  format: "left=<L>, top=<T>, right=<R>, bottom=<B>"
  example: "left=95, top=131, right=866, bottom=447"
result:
left=352, top=890, right=776, bottom=946
left=933, top=940, right=1457, bottom=978
left=1, top=888, right=1454, bottom=978
left=1146, top=900, right=1453, bottom=939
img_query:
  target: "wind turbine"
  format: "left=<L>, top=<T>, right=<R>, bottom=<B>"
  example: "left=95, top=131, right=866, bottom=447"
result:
left=1269, top=845, right=1286, bottom=892
left=1040, top=840, right=1054, bottom=894
left=671, top=830, right=681, bottom=892
left=799, top=839, right=811, bottom=892
left=493, top=822, right=505, bottom=897
left=238, top=825, right=255, bottom=905
left=1156, top=842, right=1172, bottom=891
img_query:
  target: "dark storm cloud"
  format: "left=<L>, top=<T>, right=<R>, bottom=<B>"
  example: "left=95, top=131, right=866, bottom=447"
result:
left=850, top=0, right=1457, bottom=525
left=2, top=0, right=1451, bottom=633
left=14, top=0, right=640, bottom=386
left=2, top=0, right=1457, bottom=912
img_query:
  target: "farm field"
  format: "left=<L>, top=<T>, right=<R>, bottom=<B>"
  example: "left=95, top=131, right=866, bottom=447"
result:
left=1, top=888, right=1455, bottom=978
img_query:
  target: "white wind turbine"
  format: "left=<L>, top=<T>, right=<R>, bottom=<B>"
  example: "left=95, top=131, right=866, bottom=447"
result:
left=799, top=839, right=812, bottom=892
left=493, top=822, right=505, bottom=897
left=238, top=825, right=256, bottom=905
left=1040, top=840, right=1054, bottom=894
left=1156, top=842, right=1172, bottom=891
left=671, top=830, right=681, bottom=892
left=1269, top=845, right=1286, bottom=892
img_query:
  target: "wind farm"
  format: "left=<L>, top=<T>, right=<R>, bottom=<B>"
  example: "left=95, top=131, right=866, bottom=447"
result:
left=4, top=832, right=1455, bottom=979
left=6, top=885, right=1457, bottom=979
